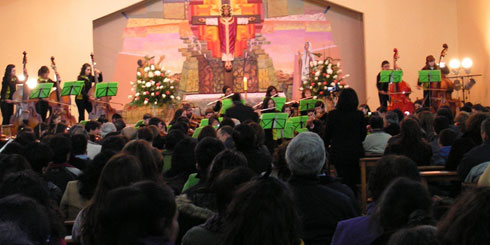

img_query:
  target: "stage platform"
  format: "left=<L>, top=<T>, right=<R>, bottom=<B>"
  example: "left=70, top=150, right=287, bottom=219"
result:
left=182, top=92, right=286, bottom=112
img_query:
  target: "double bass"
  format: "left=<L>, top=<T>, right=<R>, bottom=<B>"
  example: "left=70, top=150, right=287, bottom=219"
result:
left=387, top=48, right=414, bottom=114
left=47, top=56, right=77, bottom=126
left=88, top=53, right=117, bottom=121
left=10, top=52, right=42, bottom=131
left=429, top=43, right=454, bottom=109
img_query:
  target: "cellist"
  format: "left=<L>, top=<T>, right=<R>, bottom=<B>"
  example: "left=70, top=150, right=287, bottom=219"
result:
left=75, top=63, right=102, bottom=122
left=35, top=66, right=55, bottom=122
left=0, top=64, right=26, bottom=125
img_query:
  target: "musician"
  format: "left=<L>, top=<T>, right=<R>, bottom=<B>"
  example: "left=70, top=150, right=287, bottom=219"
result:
left=301, top=88, right=312, bottom=99
left=315, top=101, right=328, bottom=125
left=261, top=97, right=276, bottom=111
left=213, top=85, right=233, bottom=113
left=376, top=60, right=390, bottom=107
left=76, top=63, right=102, bottom=122
left=36, top=66, right=55, bottom=122
left=265, top=86, right=278, bottom=98
left=1, top=65, right=25, bottom=125
left=418, top=55, right=437, bottom=107
left=282, top=104, right=295, bottom=117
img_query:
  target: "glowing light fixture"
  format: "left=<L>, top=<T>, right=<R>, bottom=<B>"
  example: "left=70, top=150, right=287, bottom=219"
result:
left=461, top=57, right=473, bottom=74
left=449, top=59, right=461, bottom=75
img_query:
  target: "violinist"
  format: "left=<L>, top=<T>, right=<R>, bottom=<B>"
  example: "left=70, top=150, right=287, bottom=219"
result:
left=204, top=108, right=215, bottom=119
left=376, top=60, right=390, bottom=107
left=315, top=101, right=328, bottom=126
left=76, top=63, right=102, bottom=122
left=1, top=64, right=25, bottom=125
left=418, top=55, right=438, bottom=107
left=36, top=66, right=55, bottom=122
left=301, top=87, right=312, bottom=99
left=282, top=104, right=295, bottom=118
left=213, top=85, right=233, bottom=113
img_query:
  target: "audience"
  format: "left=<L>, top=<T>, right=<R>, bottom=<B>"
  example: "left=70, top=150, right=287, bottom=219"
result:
left=385, top=118, right=432, bottom=165
left=45, top=135, right=81, bottom=193
left=164, top=137, right=198, bottom=195
left=458, top=118, right=490, bottom=180
left=363, top=115, right=392, bottom=155
left=216, top=125, right=234, bottom=149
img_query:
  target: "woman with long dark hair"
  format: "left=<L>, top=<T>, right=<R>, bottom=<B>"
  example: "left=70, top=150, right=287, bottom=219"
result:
left=36, top=66, right=54, bottom=122
left=265, top=85, right=278, bottom=98
left=1, top=64, right=25, bottom=125
left=75, top=63, right=102, bottom=122
left=324, top=88, right=367, bottom=191
left=384, top=118, right=432, bottom=166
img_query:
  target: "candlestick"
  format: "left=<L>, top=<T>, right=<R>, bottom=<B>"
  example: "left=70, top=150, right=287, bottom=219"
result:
left=243, top=77, right=248, bottom=91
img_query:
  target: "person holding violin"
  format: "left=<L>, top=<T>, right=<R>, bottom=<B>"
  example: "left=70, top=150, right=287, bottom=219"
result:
left=36, top=66, right=55, bottom=122
left=376, top=60, right=390, bottom=107
left=1, top=64, right=25, bottom=125
left=213, top=85, right=233, bottom=113
left=75, top=63, right=102, bottom=122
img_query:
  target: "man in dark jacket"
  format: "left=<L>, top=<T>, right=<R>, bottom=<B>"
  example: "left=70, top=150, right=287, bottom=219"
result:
left=286, top=132, right=358, bottom=245
left=224, top=93, right=258, bottom=123
left=458, top=118, right=490, bottom=179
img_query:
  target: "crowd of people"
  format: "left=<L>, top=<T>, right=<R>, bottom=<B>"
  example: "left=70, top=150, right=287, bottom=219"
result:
left=1, top=87, right=490, bottom=245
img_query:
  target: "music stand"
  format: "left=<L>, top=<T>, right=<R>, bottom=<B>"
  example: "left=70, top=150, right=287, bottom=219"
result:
left=271, top=97, right=286, bottom=111
left=380, top=70, right=403, bottom=83
left=200, top=119, right=209, bottom=127
left=95, top=82, right=118, bottom=98
left=276, top=120, right=294, bottom=139
left=29, top=83, right=53, bottom=99
left=61, top=81, right=85, bottom=96
left=419, top=70, right=441, bottom=107
left=299, top=99, right=321, bottom=112
left=288, top=116, right=309, bottom=132
left=260, top=113, right=288, bottom=129
left=192, top=127, right=203, bottom=138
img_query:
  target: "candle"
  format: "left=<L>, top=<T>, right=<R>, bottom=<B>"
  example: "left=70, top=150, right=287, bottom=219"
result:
left=243, top=77, right=248, bottom=91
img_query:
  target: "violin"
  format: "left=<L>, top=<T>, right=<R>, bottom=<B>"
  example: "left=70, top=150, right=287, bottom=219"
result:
left=10, top=51, right=42, bottom=132
left=88, top=53, right=118, bottom=121
left=47, top=56, right=77, bottom=126
left=429, top=43, right=453, bottom=110
left=387, top=48, right=414, bottom=114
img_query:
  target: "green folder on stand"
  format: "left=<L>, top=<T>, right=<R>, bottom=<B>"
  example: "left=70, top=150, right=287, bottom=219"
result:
left=418, top=70, right=442, bottom=83
left=260, top=113, right=288, bottom=129
left=299, top=99, right=321, bottom=112
left=275, top=120, right=294, bottom=139
left=200, top=119, right=209, bottom=127
left=61, top=81, right=85, bottom=96
left=288, top=116, right=309, bottom=131
left=95, top=82, right=118, bottom=98
left=271, top=97, right=286, bottom=111
left=29, top=83, right=53, bottom=99
left=380, top=70, right=403, bottom=83
left=192, top=127, right=203, bottom=138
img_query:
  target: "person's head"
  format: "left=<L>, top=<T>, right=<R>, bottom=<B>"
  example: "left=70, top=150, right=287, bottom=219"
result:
left=195, top=137, right=225, bottom=180
left=164, top=129, right=185, bottom=151
left=219, top=117, right=235, bottom=128
left=221, top=4, right=232, bottom=17
left=121, top=126, right=137, bottom=140
left=377, top=106, right=388, bottom=117
left=208, top=150, right=248, bottom=186
left=0, top=222, right=36, bottom=245
left=472, top=103, right=487, bottom=113
left=14, top=131, right=36, bottom=145
left=336, top=88, right=359, bottom=112
left=266, top=86, right=278, bottom=97
left=233, top=124, right=257, bottom=151
left=223, top=85, right=233, bottom=96
left=0, top=154, right=31, bottom=182
left=273, top=140, right=291, bottom=181
left=208, top=115, right=220, bottom=127
left=231, top=92, right=241, bottom=103
left=80, top=63, right=92, bottom=76
left=381, top=60, right=390, bottom=70
left=454, top=112, right=470, bottom=133
left=78, top=150, right=117, bottom=200
left=197, top=125, right=217, bottom=141
left=437, top=107, right=454, bottom=124
left=0, top=195, right=50, bottom=245
left=3, top=142, right=24, bottom=155
left=414, top=100, right=423, bottom=111
left=466, top=112, right=490, bottom=143
left=166, top=137, right=197, bottom=178
left=224, top=61, right=233, bottom=71
left=48, top=135, right=71, bottom=164
left=481, top=118, right=490, bottom=142
left=217, top=125, right=233, bottom=143
left=101, top=135, right=128, bottom=153
left=301, top=88, right=312, bottom=98
left=286, top=132, right=326, bottom=176
left=182, top=104, right=193, bottom=119
left=3, top=64, right=15, bottom=81
left=304, top=41, right=311, bottom=50
left=418, top=111, right=435, bottom=135
left=97, top=181, right=178, bottom=244
left=437, top=187, right=490, bottom=245
left=85, top=121, right=101, bottom=136
left=369, top=115, right=384, bottom=130
left=282, top=104, right=293, bottom=117
left=376, top=178, right=433, bottom=234
left=388, top=225, right=438, bottom=245
left=438, top=128, right=457, bottom=147
left=23, top=142, right=52, bottom=174
left=100, top=122, right=116, bottom=139
left=143, top=113, right=152, bottom=125
left=213, top=167, right=255, bottom=214
left=71, top=134, right=88, bottom=156
left=113, top=119, right=126, bottom=133
left=137, top=127, right=153, bottom=142
left=37, top=66, right=49, bottom=79
left=315, top=101, right=325, bottom=114
left=170, top=109, right=184, bottom=125
left=433, top=116, right=449, bottom=135
left=222, top=176, right=301, bottom=245
left=306, top=108, right=315, bottom=120
left=149, top=117, right=166, bottom=131
left=368, top=155, right=421, bottom=201
left=425, top=55, right=436, bottom=68
left=122, top=140, right=159, bottom=182
left=359, top=104, right=371, bottom=115
left=399, top=118, right=423, bottom=143
left=111, top=113, right=122, bottom=123
left=261, top=97, right=275, bottom=110
left=204, top=108, right=214, bottom=119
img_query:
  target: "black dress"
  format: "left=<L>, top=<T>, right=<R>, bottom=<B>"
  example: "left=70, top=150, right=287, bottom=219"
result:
left=75, top=74, right=102, bottom=121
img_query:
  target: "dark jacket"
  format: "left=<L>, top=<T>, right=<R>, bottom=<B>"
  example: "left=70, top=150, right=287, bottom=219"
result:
left=384, top=138, right=432, bottom=166
left=76, top=74, right=102, bottom=101
left=0, top=76, right=20, bottom=100
left=240, top=145, right=272, bottom=174
left=446, top=133, right=480, bottom=171
left=325, top=110, right=367, bottom=161
left=225, top=102, right=258, bottom=123
left=458, top=141, right=490, bottom=180
left=288, top=175, right=358, bottom=245
left=44, top=163, right=81, bottom=193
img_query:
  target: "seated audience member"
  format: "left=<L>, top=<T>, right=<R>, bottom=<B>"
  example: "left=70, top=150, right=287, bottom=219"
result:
left=437, top=128, right=457, bottom=165
left=371, top=178, right=434, bottom=244
left=182, top=167, right=255, bottom=245
left=385, top=118, right=432, bottom=166
left=184, top=137, right=224, bottom=192
left=430, top=116, right=450, bottom=165
left=121, top=126, right=137, bottom=140
left=225, top=93, right=259, bottom=123
left=3, top=141, right=25, bottom=155
left=0, top=221, right=37, bottom=245
left=85, top=121, right=101, bottom=142
left=197, top=125, right=217, bottom=142
left=100, top=122, right=116, bottom=139
left=446, top=112, right=489, bottom=171
left=164, top=138, right=198, bottom=195
left=418, top=111, right=436, bottom=142
left=472, top=103, right=488, bottom=113
left=437, top=187, right=490, bottom=245
left=0, top=171, right=65, bottom=243
left=208, top=115, right=220, bottom=127
left=458, top=118, right=490, bottom=180
left=383, top=111, right=400, bottom=136
left=74, top=154, right=144, bottom=244
left=113, top=118, right=126, bottom=133
left=206, top=150, right=249, bottom=184
left=100, top=135, right=127, bottom=153
left=286, top=132, right=358, bottom=244
left=70, top=134, right=89, bottom=171
left=0, top=195, right=51, bottom=245
left=0, top=154, right=31, bottom=181
left=332, top=155, right=421, bottom=245
left=221, top=176, right=302, bottom=245
left=72, top=123, right=101, bottom=160
left=233, top=123, right=272, bottom=174
left=272, top=140, right=292, bottom=181
left=454, top=111, right=470, bottom=133
left=45, top=135, right=81, bottom=193
left=122, top=140, right=161, bottom=183
left=387, top=225, right=437, bottom=245
left=60, top=151, right=116, bottom=220
left=217, top=125, right=234, bottom=149
left=96, top=181, right=178, bottom=245
left=218, top=117, right=235, bottom=128
left=149, top=117, right=167, bottom=133
left=111, top=113, right=122, bottom=123
left=363, top=115, right=392, bottom=155
left=162, top=129, right=186, bottom=173
left=14, top=130, right=37, bottom=145
left=137, top=126, right=154, bottom=142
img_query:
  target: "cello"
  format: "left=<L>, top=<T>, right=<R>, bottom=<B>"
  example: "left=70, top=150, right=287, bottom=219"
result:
left=387, top=48, right=414, bottom=114
left=10, top=51, right=42, bottom=131
left=429, top=43, right=454, bottom=110
left=88, top=53, right=117, bottom=121
left=47, top=56, right=77, bottom=126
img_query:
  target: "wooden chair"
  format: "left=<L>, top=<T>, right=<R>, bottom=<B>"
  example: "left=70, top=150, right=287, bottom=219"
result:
left=418, top=165, right=445, bottom=171
left=420, top=171, right=460, bottom=186
left=359, top=156, right=382, bottom=213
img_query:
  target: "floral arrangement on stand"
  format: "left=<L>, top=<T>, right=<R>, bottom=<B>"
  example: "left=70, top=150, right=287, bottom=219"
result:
left=300, top=57, right=349, bottom=99
left=129, top=56, right=180, bottom=106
